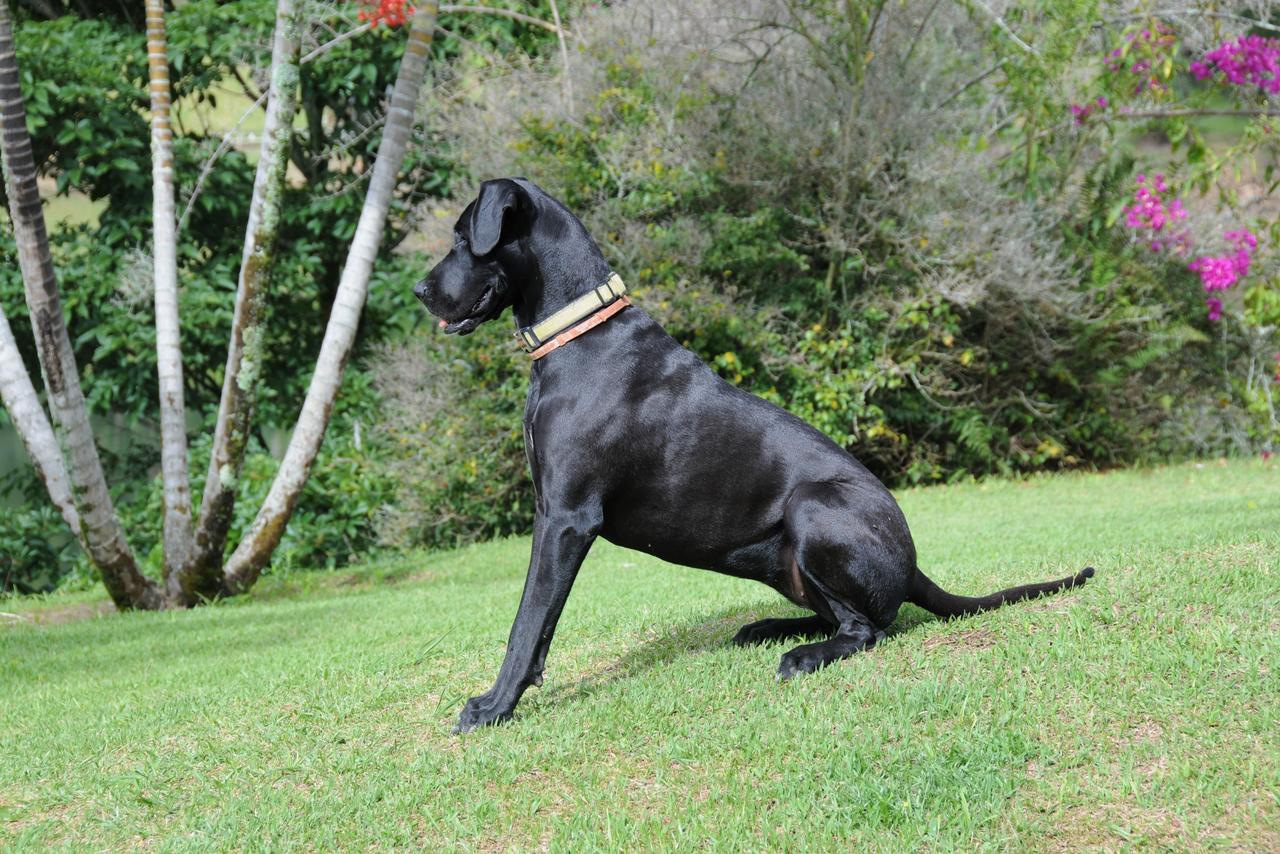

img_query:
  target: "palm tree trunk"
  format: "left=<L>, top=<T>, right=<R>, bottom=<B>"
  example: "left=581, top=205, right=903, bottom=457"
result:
left=0, top=305, right=82, bottom=542
left=223, top=2, right=440, bottom=591
left=145, top=0, right=196, bottom=598
left=0, top=0, right=161, bottom=609
left=189, top=0, right=303, bottom=596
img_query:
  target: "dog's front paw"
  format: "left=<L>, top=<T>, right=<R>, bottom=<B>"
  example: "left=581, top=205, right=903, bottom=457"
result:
left=454, top=693, right=514, bottom=734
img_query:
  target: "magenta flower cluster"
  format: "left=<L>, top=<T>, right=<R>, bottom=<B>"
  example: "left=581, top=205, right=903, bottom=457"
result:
left=1190, top=35, right=1280, bottom=94
left=1105, top=23, right=1178, bottom=95
left=1071, top=95, right=1109, bottom=124
left=1189, top=229, right=1257, bottom=321
left=1123, top=174, right=1189, bottom=253
left=1121, top=176, right=1262, bottom=323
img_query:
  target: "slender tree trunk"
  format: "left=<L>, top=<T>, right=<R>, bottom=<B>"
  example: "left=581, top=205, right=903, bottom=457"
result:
left=0, top=1, right=162, bottom=609
left=190, top=0, right=303, bottom=595
left=0, top=306, right=82, bottom=541
left=146, top=0, right=196, bottom=599
left=223, top=2, right=440, bottom=591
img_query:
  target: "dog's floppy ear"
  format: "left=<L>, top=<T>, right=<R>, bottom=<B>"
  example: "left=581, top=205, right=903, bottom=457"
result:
left=469, top=179, right=525, bottom=256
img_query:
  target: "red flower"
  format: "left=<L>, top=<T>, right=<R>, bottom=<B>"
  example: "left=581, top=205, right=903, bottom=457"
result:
left=357, top=0, right=414, bottom=28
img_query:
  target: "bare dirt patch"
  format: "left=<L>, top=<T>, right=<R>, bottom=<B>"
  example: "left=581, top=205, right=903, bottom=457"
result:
left=922, top=628, right=995, bottom=651
left=7, top=600, right=118, bottom=626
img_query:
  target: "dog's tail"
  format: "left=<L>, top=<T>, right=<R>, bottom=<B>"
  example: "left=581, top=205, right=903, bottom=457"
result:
left=907, top=566, right=1094, bottom=619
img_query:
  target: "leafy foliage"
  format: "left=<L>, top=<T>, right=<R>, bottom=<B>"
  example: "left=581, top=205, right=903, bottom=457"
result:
left=372, top=0, right=1275, bottom=550
left=0, top=0, right=557, bottom=590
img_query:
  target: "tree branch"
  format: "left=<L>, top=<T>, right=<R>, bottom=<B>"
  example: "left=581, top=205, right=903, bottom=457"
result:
left=301, top=22, right=372, bottom=64
left=438, top=4, right=563, bottom=33
left=932, top=57, right=1008, bottom=110
left=146, top=0, right=197, bottom=591
left=1112, top=107, right=1280, bottom=119
left=179, top=21, right=383, bottom=235
left=190, top=0, right=304, bottom=598
left=0, top=0, right=159, bottom=609
left=549, top=0, right=572, bottom=108
left=223, top=1, right=442, bottom=591
left=0, top=305, right=82, bottom=542
left=969, top=0, right=1038, bottom=56
left=1094, top=10, right=1280, bottom=36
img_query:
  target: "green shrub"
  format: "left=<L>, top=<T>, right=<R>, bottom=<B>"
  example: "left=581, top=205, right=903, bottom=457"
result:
left=0, top=504, right=78, bottom=594
left=368, top=0, right=1269, bottom=549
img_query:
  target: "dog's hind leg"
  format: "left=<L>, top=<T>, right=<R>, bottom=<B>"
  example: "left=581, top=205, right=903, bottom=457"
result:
left=731, top=615, right=834, bottom=647
left=773, top=481, right=913, bottom=678
left=774, top=562, right=885, bottom=678
left=777, top=610, right=883, bottom=679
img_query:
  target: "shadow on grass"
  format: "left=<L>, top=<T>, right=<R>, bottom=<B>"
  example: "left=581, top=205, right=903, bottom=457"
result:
left=538, top=600, right=940, bottom=711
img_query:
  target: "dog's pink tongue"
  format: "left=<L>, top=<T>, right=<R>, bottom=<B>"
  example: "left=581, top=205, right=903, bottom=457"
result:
left=438, top=319, right=447, bottom=329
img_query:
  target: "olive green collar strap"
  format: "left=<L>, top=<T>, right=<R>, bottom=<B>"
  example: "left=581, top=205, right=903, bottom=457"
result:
left=515, top=273, right=627, bottom=354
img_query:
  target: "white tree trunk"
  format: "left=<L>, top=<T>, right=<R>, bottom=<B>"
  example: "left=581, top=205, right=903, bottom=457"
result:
left=223, top=2, right=440, bottom=590
left=146, top=0, right=196, bottom=595
left=0, top=0, right=161, bottom=609
left=190, top=0, right=303, bottom=595
left=0, top=306, right=81, bottom=541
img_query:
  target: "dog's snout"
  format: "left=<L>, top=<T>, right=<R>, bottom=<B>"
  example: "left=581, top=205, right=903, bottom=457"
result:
left=413, top=278, right=431, bottom=305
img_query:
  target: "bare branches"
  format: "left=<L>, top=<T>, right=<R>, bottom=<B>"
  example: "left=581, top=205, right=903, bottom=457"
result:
left=1095, top=10, right=1280, bottom=37
left=549, top=0, right=573, bottom=108
left=439, top=4, right=563, bottom=33
left=176, top=91, right=265, bottom=234
left=968, top=0, right=1038, bottom=56
left=932, top=57, right=1007, bottom=110
left=1110, top=107, right=1280, bottom=119
left=302, top=21, right=372, bottom=63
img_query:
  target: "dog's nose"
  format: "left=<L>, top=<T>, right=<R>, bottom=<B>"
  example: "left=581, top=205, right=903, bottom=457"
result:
left=413, top=279, right=430, bottom=304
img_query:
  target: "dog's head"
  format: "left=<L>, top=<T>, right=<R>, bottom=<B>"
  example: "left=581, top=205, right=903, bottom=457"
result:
left=413, top=178, right=535, bottom=335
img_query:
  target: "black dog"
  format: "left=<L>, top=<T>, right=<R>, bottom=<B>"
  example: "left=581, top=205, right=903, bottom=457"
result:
left=415, top=178, right=1094, bottom=733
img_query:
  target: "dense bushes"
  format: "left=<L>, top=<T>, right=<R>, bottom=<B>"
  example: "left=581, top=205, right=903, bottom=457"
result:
left=370, top=0, right=1276, bottom=551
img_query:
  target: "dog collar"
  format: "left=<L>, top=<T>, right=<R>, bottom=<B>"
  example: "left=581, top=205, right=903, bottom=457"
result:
left=517, top=273, right=630, bottom=360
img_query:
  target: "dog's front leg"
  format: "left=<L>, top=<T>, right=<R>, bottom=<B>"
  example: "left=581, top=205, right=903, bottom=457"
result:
left=455, top=507, right=600, bottom=733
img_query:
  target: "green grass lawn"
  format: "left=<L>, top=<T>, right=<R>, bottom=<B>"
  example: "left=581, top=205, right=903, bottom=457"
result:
left=2, top=459, right=1277, bottom=849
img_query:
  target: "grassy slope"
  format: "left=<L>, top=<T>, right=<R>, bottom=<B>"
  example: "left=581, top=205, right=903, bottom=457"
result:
left=1, top=460, right=1277, bottom=850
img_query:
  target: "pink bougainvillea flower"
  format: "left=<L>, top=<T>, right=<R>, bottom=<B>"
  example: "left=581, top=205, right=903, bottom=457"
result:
left=1106, top=22, right=1178, bottom=95
left=1191, top=35, right=1280, bottom=94
left=1070, top=95, right=1111, bottom=124
left=1188, top=230, right=1259, bottom=321
left=1124, top=174, right=1189, bottom=253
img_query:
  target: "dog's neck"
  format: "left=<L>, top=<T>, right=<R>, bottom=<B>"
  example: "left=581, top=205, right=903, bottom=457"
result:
left=510, top=205, right=613, bottom=330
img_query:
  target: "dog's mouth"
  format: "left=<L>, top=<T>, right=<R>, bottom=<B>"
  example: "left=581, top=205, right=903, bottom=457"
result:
left=438, top=282, right=504, bottom=336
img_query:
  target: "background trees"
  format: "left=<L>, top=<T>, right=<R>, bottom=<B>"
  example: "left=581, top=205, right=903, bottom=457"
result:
left=0, top=0, right=558, bottom=597
left=2, top=0, right=1277, bottom=595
